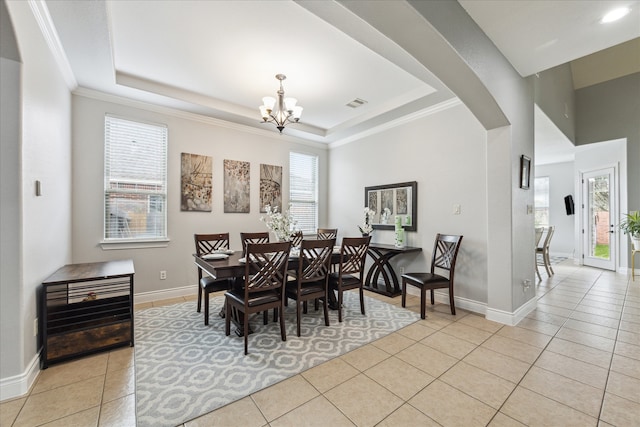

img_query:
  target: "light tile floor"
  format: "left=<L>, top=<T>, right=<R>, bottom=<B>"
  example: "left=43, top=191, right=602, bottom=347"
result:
left=2, top=260, right=639, bottom=426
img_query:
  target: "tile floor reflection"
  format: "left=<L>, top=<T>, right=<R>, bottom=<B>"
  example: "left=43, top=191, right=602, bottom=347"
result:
left=2, top=260, right=639, bottom=426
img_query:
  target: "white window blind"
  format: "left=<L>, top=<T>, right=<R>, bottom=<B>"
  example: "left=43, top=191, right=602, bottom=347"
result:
left=534, top=176, right=550, bottom=227
left=104, top=115, right=168, bottom=241
left=289, top=152, right=318, bottom=234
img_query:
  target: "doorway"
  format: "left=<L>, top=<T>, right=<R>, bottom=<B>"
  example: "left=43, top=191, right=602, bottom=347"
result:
left=582, top=167, right=616, bottom=270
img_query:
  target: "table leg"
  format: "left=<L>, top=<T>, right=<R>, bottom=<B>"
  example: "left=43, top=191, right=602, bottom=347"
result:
left=364, top=248, right=402, bottom=297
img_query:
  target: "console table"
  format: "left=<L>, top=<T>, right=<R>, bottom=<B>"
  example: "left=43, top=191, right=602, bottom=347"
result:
left=40, top=259, right=135, bottom=368
left=364, top=244, right=422, bottom=297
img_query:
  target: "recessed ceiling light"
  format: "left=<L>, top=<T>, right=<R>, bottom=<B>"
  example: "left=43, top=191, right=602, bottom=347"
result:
left=601, top=7, right=631, bottom=23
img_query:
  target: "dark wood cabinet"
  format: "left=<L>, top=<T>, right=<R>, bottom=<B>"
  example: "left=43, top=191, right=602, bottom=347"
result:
left=40, top=260, right=135, bottom=368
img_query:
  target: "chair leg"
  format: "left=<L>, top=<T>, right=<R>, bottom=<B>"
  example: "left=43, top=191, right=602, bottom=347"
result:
left=535, top=261, right=542, bottom=281
left=204, top=289, right=209, bottom=326
left=244, top=311, right=249, bottom=355
left=401, top=279, right=407, bottom=308
left=322, top=296, right=330, bottom=327
left=543, top=252, right=552, bottom=276
left=359, top=288, right=365, bottom=315
left=546, top=250, right=554, bottom=274
left=420, top=287, right=427, bottom=320
left=279, top=303, right=287, bottom=342
left=449, top=286, right=456, bottom=315
left=197, top=284, right=202, bottom=313
left=296, top=300, right=301, bottom=337
left=337, top=290, right=343, bottom=323
left=430, top=289, right=435, bottom=305
left=225, top=299, right=231, bottom=336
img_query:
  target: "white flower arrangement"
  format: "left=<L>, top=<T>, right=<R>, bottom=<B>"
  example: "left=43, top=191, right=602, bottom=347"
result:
left=380, top=207, right=391, bottom=224
left=358, top=207, right=375, bottom=235
left=260, top=204, right=297, bottom=241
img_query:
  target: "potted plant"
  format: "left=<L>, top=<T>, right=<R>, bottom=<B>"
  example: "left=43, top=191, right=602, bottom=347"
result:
left=619, top=211, right=640, bottom=250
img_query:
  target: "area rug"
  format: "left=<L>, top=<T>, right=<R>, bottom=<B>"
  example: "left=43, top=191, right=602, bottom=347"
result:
left=134, top=292, right=420, bottom=427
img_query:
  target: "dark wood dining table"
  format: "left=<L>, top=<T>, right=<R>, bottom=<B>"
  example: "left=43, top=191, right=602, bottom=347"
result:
left=194, top=250, right=343, bottom=335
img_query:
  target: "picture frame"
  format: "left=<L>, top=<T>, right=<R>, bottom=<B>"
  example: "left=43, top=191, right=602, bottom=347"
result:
left=520, top=155, right=531, bottom=190
left=364, top=181, right=417, bottom=231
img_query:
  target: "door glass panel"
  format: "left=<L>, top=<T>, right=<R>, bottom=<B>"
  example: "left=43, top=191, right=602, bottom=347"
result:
left=587, top=174, right=610, bottom=260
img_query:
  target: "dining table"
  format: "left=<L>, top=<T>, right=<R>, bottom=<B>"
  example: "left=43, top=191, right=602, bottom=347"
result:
left=194, top=248, right=343, bottom=335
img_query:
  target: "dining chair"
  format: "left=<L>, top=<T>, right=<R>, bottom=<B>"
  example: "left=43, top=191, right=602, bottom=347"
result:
left=328, top=236, right=371, bottom=322
left=317, top=228, right=338, bottom=240
left=290, top=230, right=304, bottom=247
left=194, top=233, right=233, bottom=325
left=536, top=226, right=555, bottom=279
left=225, top=241, right=291, bottom=355
left=285, top=238, right=335, bottom=336
left=401, top=234, right=463, bottom=318
left=240, top=232, right=269, bottom=255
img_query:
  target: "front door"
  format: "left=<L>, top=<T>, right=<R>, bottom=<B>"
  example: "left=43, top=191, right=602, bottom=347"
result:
left=582, top=167, right=616, bottom=270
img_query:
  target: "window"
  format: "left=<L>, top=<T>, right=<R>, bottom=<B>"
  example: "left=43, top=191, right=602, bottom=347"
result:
left=534, top=176, right=549, bottom=227
left=104, top=116, right=168, bottom=241
left=289, top=152, right=318, bottom=234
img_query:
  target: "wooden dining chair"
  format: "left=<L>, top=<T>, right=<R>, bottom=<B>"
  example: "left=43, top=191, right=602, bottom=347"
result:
left=224, top=241, right=291, bottom=355
left=401, top=234, right=463, bottom=318
left=536, top=226, right=555, bottom=279
left=240, top=232, right=269, bottom=255
left=328, top=236, right=371, bottom=322
left=285, top=238, right=335, bottom=336
left=317, top=228, right=338, bottom=240
left=194, top=233, right=233, bottom=325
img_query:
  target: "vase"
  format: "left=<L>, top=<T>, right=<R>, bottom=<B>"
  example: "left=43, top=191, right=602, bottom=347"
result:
left=362, top=233, right=370, bottom=237
left=632, top=236, right=640, bottom=250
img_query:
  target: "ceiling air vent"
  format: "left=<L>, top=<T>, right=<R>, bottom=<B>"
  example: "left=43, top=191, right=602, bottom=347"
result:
left=346, top=98, right=368, bottom=108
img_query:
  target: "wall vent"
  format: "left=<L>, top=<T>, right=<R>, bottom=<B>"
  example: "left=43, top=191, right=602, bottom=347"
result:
left=346, top=98, right=367, bottom=108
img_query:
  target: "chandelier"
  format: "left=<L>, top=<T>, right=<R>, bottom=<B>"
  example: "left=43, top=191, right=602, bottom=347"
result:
left=259, top=74, right=303, bottom=133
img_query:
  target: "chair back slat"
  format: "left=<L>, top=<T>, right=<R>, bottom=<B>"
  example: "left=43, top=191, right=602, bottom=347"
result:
left=338, top=236, right=370, bottom=276
left=298, top=239, right=335, bottom=283
left=431, top=234, right=463, bottom=272
left=244, top=241, right=291, bottom=294
left=195, top=233, right=230, bottom=255
left=317, top=228, right=338, bottom=240
left=290, top=231, right=304, bottom=246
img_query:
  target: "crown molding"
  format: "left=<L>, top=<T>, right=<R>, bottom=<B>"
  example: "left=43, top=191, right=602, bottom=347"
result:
left=28, top=0, right=77, bottom=90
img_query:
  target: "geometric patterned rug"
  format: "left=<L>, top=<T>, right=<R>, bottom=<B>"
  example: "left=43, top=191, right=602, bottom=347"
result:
left=134, top=292, right=420, bottom=427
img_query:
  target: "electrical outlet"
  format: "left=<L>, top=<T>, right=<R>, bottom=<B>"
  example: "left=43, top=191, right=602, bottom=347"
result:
left=399, top=267, right=405, bottom=275
left=522, top=279, right=531, bottom=293
left=33, top=318, right=38, bottom=336
left=160, top=270, right=167, bottom=280
left=453, top=204, right=461, bottom=215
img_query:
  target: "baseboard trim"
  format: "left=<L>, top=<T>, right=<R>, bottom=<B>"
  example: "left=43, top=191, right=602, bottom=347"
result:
left=134, top=284, right=196, bottom=304
left=485, top=297, right=537, bottom=326
left=407, top=282, right=537, bottom=326
left=0, top=353, right=40, bottom=402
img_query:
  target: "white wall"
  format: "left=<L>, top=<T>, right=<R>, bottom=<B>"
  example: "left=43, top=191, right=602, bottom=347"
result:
left=535, top=162, right=576, bottom=257
left=328, top=102, right=489, bottom=306
left=71, top=94, right=329, bottom=299
left=2, top=0, right=72, bottom=399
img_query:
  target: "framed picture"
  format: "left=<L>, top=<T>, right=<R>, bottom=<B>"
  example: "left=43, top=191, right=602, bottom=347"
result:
left=223, top=159, right=250, bottom=213
left=180, top=153, right=212, bottom=212
left=364, top=181, right=417, bottom=231
left=520, top=155, right=531, bottom=189
left=259, top=164, right=282, bottom=212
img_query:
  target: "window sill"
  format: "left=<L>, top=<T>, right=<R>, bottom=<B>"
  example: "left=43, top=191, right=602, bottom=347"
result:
left=100, top=238, right=170, bottom=250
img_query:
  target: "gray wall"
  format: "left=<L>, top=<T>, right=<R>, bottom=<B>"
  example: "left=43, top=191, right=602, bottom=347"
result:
left=576, top=72, right=640, bottom=215
left=533, top=64, right=576, bottom=144
left=2, top=0, right=73, bottom=396
left=0, top=0, right=22, bottom=386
